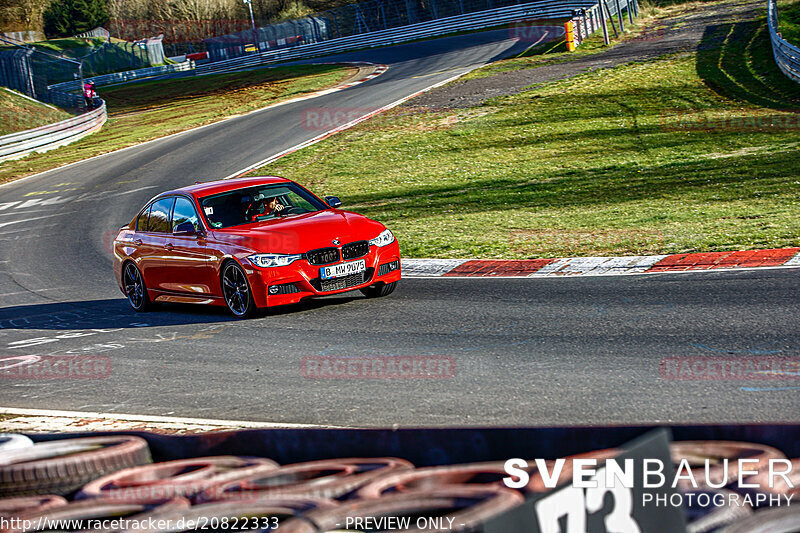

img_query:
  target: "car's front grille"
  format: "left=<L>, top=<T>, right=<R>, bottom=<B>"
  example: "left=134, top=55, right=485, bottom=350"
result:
left=378, top=260, right=400, bottom=276
left=306, top=247, right=340, bottom=265
left=311, top=269, right=373, bottom=292
left=341, top=240, right=369, bottom=260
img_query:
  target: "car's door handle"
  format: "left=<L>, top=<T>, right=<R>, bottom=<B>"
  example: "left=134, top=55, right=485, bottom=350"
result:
left=165, top=243, right=174, bottom=251
left=133, top=239, right=142, bottom=246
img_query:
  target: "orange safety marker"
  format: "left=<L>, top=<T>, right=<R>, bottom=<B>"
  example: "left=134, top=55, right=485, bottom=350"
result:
left=565, top=21, right=576, bottom=51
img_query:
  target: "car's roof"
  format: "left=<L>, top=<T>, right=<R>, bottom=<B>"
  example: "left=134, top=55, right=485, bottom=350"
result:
left=164, top=176, right=291, bottom=198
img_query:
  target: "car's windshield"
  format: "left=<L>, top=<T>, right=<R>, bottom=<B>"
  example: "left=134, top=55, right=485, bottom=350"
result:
left=199, top=183, right=328, bottom=229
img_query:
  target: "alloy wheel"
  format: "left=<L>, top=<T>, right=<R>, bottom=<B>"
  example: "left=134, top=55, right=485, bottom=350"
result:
left=222, top=263, right=253, bottom=318
left=123, top=263, right=148, bottom=311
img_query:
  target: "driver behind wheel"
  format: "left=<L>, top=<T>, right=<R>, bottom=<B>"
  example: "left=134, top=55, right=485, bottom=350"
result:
left=250, top=193, right=284, bottom=221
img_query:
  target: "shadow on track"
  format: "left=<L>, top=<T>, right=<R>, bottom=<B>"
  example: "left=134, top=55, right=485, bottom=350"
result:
left=0, top=294, right=363, bottom=331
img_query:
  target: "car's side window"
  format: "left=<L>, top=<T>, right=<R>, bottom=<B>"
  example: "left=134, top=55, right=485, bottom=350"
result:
left=172, top=197, right=200, bottom=232
left=136, top=204, right=151, bottom=231
left=147, top=197, right=174, bottom=233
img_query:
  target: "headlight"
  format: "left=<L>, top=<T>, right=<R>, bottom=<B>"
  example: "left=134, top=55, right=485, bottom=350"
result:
left=369, top=229, right=395, bottom=247
left=248, top=254, right=303, bottom=268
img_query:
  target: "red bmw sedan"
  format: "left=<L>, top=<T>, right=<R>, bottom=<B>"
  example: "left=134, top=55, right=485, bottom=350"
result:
left=113, top=176, right=401, bottom=318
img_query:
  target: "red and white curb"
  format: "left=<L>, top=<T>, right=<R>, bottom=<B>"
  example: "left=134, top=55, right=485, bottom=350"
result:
left=402, top=248, right=800, bottom=277
left=331, top=62, right=389, bottom=88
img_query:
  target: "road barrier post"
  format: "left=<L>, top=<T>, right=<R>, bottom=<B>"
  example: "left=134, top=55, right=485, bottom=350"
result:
left=565, top=21, right=576, bottom=51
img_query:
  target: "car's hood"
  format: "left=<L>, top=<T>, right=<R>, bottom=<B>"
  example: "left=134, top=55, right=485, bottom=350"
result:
left=211, top=209, right=386, bottom=254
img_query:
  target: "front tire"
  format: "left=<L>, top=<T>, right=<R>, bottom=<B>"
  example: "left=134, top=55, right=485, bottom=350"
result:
left=123, top=262, right=151, bottom=312
left=360, top=281, right=397, bottom=298
left=221, top=261, right=256, bottom=318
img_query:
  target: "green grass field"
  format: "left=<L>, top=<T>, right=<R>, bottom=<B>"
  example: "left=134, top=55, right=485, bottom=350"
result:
left=251, top=3, right=800, bottom=259
left=0, top=88, right=71, bottom=136
left=0, top=64, right=353, bottom=185
left=778, top=0, right=800, bottom=44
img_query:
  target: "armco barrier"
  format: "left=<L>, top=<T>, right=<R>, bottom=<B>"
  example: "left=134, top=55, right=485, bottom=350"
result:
left=48, top=61, right=195, bottom=92
left=0, top=100, right=107, bottom=163
left=195, top=0, right=612, bottom=75
left=38, top=0, right=635, bottom=89
left=768, top=0, right=800, bottom=84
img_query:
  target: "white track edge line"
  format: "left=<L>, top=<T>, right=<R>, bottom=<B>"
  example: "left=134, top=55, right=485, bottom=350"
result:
left=0, top=407, right=343, bottom=429
left=0, top=63, right=386, bottom=191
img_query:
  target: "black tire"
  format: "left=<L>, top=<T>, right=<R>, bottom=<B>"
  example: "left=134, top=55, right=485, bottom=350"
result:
left=360, top=281, right=397, bottom=298
left=123, top=262, right=151, bottom=312
left=221, top=261, right=256, bottom=319
left=0, top=436, right=151, bottom=497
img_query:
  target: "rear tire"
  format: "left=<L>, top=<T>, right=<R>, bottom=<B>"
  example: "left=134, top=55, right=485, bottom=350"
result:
left=221, top=261, right=256, bottom=319
left=123, top=262, right=151, bottom=312
left=360, top=281, right=397, bottom=298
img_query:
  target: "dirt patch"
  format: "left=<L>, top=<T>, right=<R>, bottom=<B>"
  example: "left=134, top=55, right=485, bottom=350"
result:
left=410, top=0, right=763, bottom=109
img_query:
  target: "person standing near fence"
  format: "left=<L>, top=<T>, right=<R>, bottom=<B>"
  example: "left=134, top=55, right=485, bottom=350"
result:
left=83, top=81, right=97, bottom=110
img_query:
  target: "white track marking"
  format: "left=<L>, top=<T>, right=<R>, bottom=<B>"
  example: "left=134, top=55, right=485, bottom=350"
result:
left=785, top=251, right=800, bottom=266
left=531, top=255, right=668, bottom=276
left=0, top=213, right=76, bottom=230
left=0, top=407, right=343, bottom=429
left=401, top=259, right=469, bottom=276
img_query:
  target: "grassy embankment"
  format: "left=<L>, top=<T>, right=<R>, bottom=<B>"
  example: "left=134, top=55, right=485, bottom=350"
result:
left=0, top=88, right=71, bottom=136
left=778, top=0, right=800, bottom=43
left=250, top=1, right=800, bottom=258
left=0, top=64, right=354, bottom=185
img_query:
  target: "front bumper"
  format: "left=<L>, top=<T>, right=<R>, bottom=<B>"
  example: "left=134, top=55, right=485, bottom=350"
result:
left=243, top=241, right=401, bottom=308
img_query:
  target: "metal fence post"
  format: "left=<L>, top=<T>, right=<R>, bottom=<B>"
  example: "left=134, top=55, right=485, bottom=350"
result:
left=606, top=0, right=619, bottom=37
left=626, top=0, right=634, bottom=24
left=615, top=0, right=625, bottom=32
left=598, top=0, right=610, bottom=45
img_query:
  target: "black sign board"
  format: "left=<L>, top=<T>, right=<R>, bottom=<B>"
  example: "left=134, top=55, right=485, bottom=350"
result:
left=483, top=428, right=687, bottom=533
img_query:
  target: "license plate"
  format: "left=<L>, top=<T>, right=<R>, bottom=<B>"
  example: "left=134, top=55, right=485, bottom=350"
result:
left=320, top=259, right=366, bottom=280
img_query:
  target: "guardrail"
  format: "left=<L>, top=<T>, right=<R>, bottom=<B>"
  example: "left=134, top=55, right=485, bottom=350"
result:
left=195, top=0, right=610, bottom=75
left=0, top=99, right=107, bottom=162
left=768, top=0, right=800, bottom=84
left=48, top=61, right=195, bottom=92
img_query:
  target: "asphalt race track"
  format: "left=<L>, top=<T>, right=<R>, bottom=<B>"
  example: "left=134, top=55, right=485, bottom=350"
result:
left=1, top=31, right=799, bottom=427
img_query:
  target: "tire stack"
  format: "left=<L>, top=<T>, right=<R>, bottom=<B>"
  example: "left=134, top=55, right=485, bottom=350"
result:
left=0, top=433, right=798, bottom=532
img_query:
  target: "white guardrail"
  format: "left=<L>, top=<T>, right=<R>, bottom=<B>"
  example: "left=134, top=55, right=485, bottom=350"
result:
left=195, top=0, right=612, bottom=75
left=0, top=100, right=107, bottom=163
left=0, top=0, right=635, bottom=163
left=768, top=0, right=800, bottom=84
left=48, top=61, right=195, bottom=92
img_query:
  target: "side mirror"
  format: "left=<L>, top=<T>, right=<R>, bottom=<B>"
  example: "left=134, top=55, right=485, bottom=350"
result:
left=324, top=196, right=342, bottom=208
left=173, top=221, right=198, bottom=235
